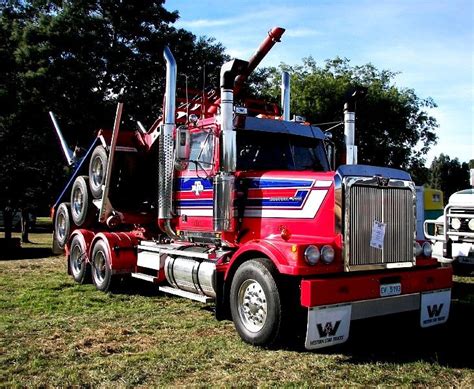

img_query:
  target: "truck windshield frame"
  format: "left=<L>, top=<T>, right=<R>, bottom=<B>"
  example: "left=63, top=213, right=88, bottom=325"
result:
left=236, top=130, right=330, bottom=171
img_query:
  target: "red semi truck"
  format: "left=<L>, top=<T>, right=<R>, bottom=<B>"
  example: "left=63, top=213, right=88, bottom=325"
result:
left=51, top=27, right=452, bottom=349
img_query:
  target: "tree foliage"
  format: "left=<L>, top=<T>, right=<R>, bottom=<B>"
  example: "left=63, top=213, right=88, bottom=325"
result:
left=429, top=154, right=470, bottom=200
left=248, top=57, right=439, bottom=176
left=0, top=0, right=227, bottom=213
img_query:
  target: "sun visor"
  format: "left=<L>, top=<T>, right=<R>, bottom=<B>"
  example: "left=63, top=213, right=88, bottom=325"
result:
left=236, top=116, right=325, bottom=140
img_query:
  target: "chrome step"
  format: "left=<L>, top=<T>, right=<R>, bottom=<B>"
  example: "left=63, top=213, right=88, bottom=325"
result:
left=159, top=286, right=214, bottom=303
left=131, top=272, right=157, bottom=283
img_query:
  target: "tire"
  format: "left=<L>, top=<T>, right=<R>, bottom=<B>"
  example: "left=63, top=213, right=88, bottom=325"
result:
left=70, top=176, right=95, bottom=227
left=90, top=238, right=114, bottom=291
left=230, top=258, right=283, bottom=347
left=89, top=145, right=108, bottom=199
left=53, top=202, right=71, bottom=251
left=69, top=234, right=91, bottom=283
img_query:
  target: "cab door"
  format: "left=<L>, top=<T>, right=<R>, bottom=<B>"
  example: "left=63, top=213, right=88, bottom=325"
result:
left=174, top=127, right=217, bottom=232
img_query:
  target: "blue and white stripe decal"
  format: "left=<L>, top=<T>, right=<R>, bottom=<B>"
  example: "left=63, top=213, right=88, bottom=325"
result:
left=175, top=177, right=332, bottom=219
left=247, top=179, right=313, bottom=189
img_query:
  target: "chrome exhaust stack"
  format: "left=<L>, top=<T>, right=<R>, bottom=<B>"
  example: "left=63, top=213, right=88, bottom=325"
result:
left=281, top=71, right=290, bottom=121
left=213, top=59, right=248, bottom=233
left=344, top=87, right=367, bottom=165
left=159, top=47, right=178, bottom=239
left=344, top=103, right=357, bottom=165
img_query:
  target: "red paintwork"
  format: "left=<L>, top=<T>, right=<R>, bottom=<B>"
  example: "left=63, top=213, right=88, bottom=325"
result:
left=90, top=232, right=140, bottom=274
left=69, top=229, right=95, bottom=258
left=300, top=266, right=453, bottom=307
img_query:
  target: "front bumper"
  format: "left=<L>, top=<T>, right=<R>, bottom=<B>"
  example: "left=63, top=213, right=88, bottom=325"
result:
left=300, top=266, right=452, bottom=309
left=301, top=267, right=452, bottom=350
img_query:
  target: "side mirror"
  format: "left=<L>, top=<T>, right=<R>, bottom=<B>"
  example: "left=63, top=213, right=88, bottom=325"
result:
left=325, top=140, right=336, bottom=171
left=175, top=125, right=190, bottom=171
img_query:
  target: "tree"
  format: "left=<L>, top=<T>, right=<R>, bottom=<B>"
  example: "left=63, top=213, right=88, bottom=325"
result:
left=429, top=154, right=470, bottom=200
left=248, top=57, right=438, bottom=173
left=0, top=0, right=228, bottom=220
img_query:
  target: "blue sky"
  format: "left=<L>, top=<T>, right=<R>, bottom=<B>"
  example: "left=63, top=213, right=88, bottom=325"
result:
left=166, top=0, right=473, bottom=166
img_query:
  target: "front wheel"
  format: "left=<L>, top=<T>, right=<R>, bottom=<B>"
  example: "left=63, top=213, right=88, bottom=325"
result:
left=230, top=258, right=283, bottom=347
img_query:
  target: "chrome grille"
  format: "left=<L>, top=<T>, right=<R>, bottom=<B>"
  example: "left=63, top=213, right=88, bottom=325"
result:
left=345, top=182, right=415, bottom=271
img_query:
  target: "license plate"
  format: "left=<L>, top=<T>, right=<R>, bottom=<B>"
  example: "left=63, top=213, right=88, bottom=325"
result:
left=380, top=283, right=401, bottom=297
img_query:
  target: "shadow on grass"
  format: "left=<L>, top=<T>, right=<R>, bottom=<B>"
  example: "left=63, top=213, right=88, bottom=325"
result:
left=0, top=237, right=54, bottom=260
left=274, top=279, right=474, bottom=369
left=108, top=276, right=474, bottom=369
left=335, top=300, right=473, bottom=369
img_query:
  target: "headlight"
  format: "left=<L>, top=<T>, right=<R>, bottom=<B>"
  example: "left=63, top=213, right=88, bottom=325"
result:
left=321, top=245, right=335, bottom=264
left=468, top=219, right=474, bottom=231
left=414, top=242, right=422, bottom=256
left=450, top=218, right=461, bottom=230
left=304, top=245, right=320, bottom=265
left=422, top=242, right=432, bottom=257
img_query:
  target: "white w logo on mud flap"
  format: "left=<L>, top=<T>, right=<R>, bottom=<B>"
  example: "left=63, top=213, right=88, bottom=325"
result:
left=316, top=320, right=341, bottom=337
left=427, top=304, right=444, bottom=318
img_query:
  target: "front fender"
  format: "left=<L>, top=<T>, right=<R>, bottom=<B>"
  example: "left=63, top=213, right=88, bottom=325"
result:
left=224, top=239, right=295, bottom=280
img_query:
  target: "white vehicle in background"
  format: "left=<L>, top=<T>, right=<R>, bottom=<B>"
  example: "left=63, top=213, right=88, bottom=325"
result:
left=424, top=171, right=474, bottom=275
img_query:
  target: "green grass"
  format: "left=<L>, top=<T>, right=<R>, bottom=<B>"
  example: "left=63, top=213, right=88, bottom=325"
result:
left=0, top=233, right=473, bottom=386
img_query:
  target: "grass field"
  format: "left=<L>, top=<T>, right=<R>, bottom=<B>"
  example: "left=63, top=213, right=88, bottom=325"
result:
left=0, top=233, right=473, bottom=386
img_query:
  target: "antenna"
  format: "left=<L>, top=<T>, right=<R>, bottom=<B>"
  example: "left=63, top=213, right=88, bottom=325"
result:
left=202, top=65, right=206, bottom=118
left=185, top=75, right=189, bottom=122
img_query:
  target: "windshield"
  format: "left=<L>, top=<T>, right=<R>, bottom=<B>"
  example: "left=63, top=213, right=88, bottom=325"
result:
left=189, top=130, right=214, bottom=166
left=237, top=130, right=329, bottom=171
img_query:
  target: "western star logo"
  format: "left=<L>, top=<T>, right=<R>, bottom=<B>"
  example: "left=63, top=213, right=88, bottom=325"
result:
left=310, top=320, right=344, bottom=345
left=192, top=181, right=204, bottom=196
left=423, top=303, right=445, bottom=325
left=317, top=320, right=341, bottom=337
left=428, top=304, right=444, bottom=318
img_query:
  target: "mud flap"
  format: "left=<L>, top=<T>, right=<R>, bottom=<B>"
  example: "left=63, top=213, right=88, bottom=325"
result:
left=420, top=289, right=451, bottom=328
left=305, top=303, right=352, bottom=350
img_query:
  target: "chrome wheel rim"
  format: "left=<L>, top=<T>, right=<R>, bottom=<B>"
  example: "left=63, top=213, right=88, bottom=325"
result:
left=91, top=157, right=104, bottom=188
left=237, top=279, right=268, bottom=333
left=57, top=212, right=66, bottom=241
left=93, top=249, right=107, bottom=285
left=72, top=187, right=84, bottom=218
left=70, top=242, right=84, bottom=276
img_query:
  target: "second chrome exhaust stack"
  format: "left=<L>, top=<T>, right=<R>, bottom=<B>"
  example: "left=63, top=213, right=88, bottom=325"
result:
left=158, top=47, right=178, bottom=238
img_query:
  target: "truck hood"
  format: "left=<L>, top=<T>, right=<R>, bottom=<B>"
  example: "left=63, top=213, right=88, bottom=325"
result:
left=449, top=189, right=474, bottom=206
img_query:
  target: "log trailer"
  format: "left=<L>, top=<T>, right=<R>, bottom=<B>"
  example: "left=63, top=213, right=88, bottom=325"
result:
left=51, top=27, right=452, bottom=349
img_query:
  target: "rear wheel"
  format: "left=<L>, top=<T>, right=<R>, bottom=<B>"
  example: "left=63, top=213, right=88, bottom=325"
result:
left=70, top=176, right=95, bottom=227
left=53, top=202, right=71, bottom=252
left=91, top=238, right=114, bottom=291
left=89, top=145, right=107, bottom=199
left=69, top=234, right=90, bottom=284
left=230, top=258, right=283, bottom=347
